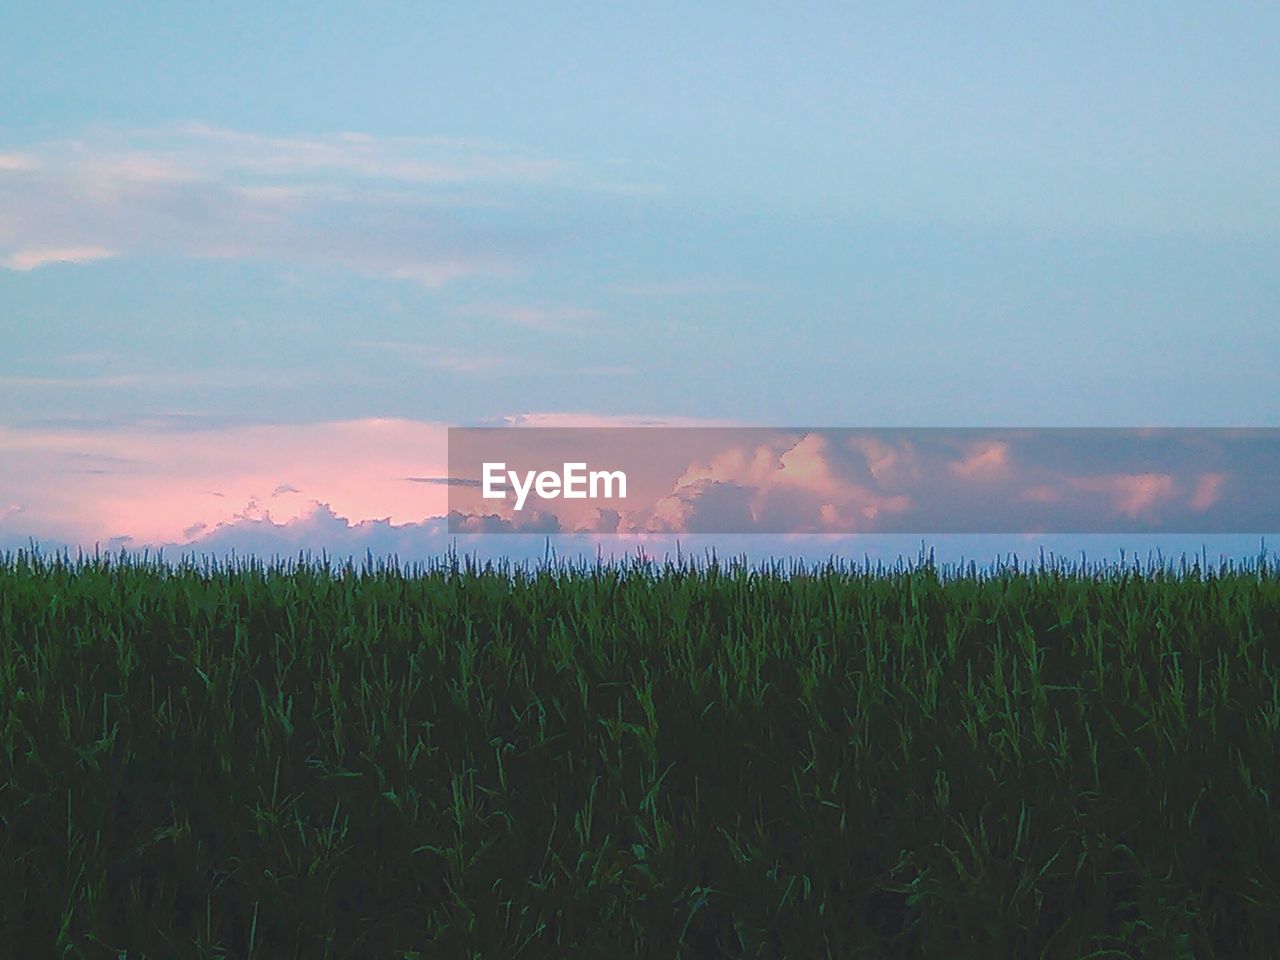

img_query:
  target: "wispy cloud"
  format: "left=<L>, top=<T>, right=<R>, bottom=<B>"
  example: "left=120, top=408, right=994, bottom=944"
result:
left=0, top=370, right=315, bottom=392
left=1, top=245, right=116, bottom=271
left=0, top=125, right=580, bottom=286
left=614, top=278, right=763, bottom=298
left=173, top=124, right=565, bottom=184
left=0, top=153, right=36, bottom=172
left=495, top=412, right=739, bottom=428
left=405, top=476, right=482, bottom=487
left=355, top=340, right=507, bottom=374
left=457, top=302, right=601, bottom=333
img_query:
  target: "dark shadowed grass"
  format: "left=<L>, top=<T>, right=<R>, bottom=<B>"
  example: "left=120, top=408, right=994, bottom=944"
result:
left=1, top=547, right=1278, bottom=958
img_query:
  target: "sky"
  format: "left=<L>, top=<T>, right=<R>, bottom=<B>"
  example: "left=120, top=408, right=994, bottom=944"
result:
left=2, top=3, right=1277, bottom=563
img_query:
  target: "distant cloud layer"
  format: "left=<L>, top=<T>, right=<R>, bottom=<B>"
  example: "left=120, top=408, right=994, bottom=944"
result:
left=2, top=417, right=1276, bottom=556
left=1, top=245, right=117, bottom=271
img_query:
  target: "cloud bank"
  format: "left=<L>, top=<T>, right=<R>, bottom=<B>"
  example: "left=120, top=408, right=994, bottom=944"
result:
left=1, top=420, right=1275, bottom=566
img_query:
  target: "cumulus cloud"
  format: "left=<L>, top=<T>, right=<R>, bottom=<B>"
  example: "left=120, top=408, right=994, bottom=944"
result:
left=846, top=434, right=923, bottom=487
left=446, top=510, right=563, bottom=534
left=647, top=480, right=758, bottom=533
left=180, top=501, right=451, bottom=558
left=648, top=433, right=912, bottom=533
left=168, top=501, right=574, bottom=562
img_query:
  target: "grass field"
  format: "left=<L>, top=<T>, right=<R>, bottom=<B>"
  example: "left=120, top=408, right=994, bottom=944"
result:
left=2, top=548, right=1278, bottom=958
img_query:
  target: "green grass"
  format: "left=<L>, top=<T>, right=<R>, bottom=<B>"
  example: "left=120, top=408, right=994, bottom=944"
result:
left=2, top=548, right=1278, bottom=958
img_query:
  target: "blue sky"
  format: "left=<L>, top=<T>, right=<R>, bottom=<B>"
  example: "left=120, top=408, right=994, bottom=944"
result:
left=1, top=2, right=1277, bottom=558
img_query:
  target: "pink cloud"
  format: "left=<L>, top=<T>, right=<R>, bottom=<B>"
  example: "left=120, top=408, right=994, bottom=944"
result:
left=1190, top=473, right=1228, bottom=512
left=846, top=435, right=922, bottom=487
left=655, top=433, right=910, bottom=532
left=1067, top=473, right=1177, bottom=518
left=1020, top=484, right=1062, bottom=504
left=673, top=443, right=782, bottom=491
left=948, top=441, right=1011, bottom=481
